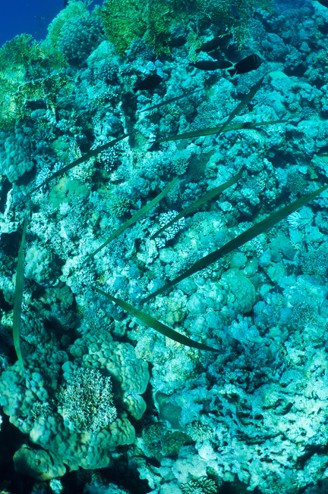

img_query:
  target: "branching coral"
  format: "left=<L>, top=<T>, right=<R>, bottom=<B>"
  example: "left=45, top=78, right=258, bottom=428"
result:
left=56, top=366, right=117, bottom=433
left=98, top=0, right=183, bottom=55
left=98, top=0, right=273, bottom=55
left=0, top=34, right=68, bottom=129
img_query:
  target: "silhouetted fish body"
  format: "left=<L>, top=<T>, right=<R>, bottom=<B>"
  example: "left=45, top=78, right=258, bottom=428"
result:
left=191, top=54, right=262, bottom=75
left=228, top=54, right=262, bottom=76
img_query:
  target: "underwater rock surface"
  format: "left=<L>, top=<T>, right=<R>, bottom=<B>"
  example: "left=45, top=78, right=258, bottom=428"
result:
left=0, top=0, right=327, bottom=493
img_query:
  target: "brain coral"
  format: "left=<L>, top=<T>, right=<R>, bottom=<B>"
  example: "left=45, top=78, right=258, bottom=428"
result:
left=220, top=268, right=256, bottom=314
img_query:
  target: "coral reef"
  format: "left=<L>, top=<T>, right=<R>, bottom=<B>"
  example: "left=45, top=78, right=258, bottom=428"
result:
left=98, top=0, right=273, bottom=55
left=0, top=0, right=327, bottom=493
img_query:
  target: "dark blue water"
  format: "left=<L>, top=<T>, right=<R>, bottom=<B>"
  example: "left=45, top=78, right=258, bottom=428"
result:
left=0, top=0, right=63, bottom=46
left=0, top=0, right=103, bottom=47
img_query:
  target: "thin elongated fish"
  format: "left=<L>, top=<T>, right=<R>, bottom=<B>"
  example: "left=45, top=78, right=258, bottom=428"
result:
left=90, top=177, right=178, bottom=257
left=219, top=75, right=265, bottom=132
left=13, top=216, right=28, bottom=369
left=143, top=183, right=328, bottom=302
left=95, top=288, right=220, bottom=352
left=151, top=169, right=243, bottom=239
